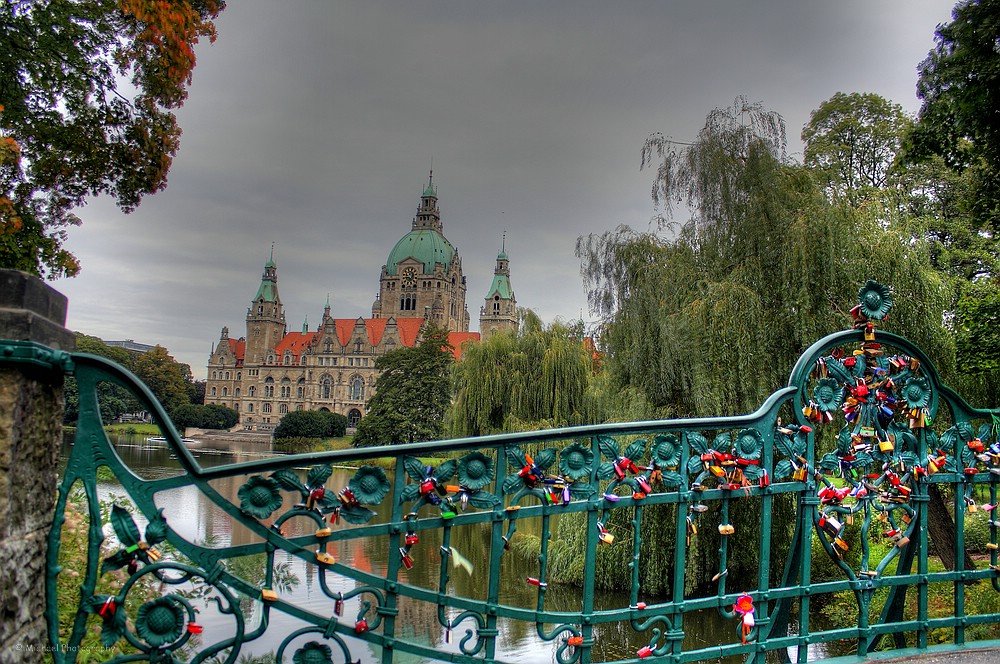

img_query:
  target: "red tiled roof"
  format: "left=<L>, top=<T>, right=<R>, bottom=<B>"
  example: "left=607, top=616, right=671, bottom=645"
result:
left=396, top=318, right=425, bottom=347
left=228, top=338, right=245, bottom=363
left=447, top=332, right=480, bottom=359
left=274, top=331, right=317, bottom=361
left=366, top=318, right=388, bottom=346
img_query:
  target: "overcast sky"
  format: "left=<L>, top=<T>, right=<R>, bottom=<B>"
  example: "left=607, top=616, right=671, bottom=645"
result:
left=52, top=1, right=957, bottom=378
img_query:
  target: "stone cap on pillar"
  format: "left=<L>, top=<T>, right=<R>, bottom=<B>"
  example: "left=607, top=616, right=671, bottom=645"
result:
left=0, top=270, right=75, bottom=351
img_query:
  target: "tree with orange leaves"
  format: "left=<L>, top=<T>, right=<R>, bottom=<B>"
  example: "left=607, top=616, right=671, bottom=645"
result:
left=0, top=0, right=225, bottom=278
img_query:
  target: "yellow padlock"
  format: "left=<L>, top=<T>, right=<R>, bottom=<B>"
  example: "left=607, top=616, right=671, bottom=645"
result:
left=316, top=527, right=332, bottom=538
left=709, top=466, right=726, bottom=478
left=878, top=439, right=895, bottom=453
left=718, top=524, right=735, bottom=536
left=261, top=589, right=278, bottom=602
left=316, top=551, right=336, bottom=565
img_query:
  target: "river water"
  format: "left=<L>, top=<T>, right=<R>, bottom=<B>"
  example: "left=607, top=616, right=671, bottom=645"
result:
left=59, top=433, right=827, bottom=663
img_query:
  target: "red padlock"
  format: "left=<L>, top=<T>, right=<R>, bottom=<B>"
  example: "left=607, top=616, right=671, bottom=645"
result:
left=187, top=623, right=204, bottom=634
left=637, top=646, right=653, bottom=658
left=355, top=619, right=369, bottom=634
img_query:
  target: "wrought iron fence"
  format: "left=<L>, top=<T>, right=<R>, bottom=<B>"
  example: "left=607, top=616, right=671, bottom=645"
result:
left=5, top=282, right=999, bottom=663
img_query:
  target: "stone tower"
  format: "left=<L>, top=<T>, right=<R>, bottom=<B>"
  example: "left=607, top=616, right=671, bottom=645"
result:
left=479, top=247, right=518, bottom=336
left=245, top=247, right=287, bottom=364
left=374, top=172, right=469, bottom=332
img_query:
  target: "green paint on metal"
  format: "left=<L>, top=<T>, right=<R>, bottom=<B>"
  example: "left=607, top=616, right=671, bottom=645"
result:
left=3, top=282, right=998, bottom=663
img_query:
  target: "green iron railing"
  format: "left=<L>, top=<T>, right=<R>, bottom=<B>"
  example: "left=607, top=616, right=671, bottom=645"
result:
left=4, top=281, right=999, bottom=663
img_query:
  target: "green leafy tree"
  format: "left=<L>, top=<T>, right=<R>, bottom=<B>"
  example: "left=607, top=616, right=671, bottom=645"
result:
left=576, top=99, right=956, bottom=592
left=132, top=345, right=193, bottom=415
left=449, top=311, right=595, bottom=436
left=802, top=92, right=911, bottom=206
left=0, top=0, right=225, bottom=277
left=172, top=403, right=237, bottom=430
left=64, top=333, right=139, bottom=424
left=353, top=325, right=454, bottom=446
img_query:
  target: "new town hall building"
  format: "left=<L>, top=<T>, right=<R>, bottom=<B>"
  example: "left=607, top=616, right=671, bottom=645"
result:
left=204, top=174, right=518, bottom=431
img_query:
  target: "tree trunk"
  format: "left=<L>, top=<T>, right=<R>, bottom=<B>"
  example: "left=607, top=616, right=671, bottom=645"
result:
left=926, top=484, right=976, bottom=572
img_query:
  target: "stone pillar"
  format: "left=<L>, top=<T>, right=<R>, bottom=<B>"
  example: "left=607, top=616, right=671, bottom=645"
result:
left=0, top=270, right=74, bottom=661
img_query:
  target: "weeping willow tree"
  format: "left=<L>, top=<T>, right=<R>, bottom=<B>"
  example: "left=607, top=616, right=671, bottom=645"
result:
left=448, top=311, right=598, bottom=437
left=565, top=98, right=955, bottom=594
left=578, top=97, right=954, bottom=419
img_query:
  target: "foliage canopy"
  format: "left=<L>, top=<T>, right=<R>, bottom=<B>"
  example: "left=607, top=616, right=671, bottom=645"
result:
left=353, top=325, right=454, bottom=446
left=0, top=0, right=225, bottom=277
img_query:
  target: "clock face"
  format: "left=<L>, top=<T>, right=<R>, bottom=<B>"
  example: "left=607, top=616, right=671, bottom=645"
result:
left=401, top=267, right=417, bottom=286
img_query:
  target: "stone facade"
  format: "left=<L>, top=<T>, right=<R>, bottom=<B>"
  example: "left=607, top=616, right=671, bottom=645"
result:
left=205, top=174, right=517, bottom=431
left=0, top=270, right=75, bottom=662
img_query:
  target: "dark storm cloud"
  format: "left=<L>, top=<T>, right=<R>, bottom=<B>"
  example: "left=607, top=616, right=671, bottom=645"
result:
left=54, top=1, right=956, bottom=375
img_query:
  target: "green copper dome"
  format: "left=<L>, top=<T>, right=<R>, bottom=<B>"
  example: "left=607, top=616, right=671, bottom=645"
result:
left=385, top=229, right=455, bottom=275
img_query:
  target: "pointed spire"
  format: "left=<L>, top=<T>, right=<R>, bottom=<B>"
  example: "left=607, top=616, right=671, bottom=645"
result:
left=265, top=242, right=276, bottom=268
left=325, top=292, right=331, bottom=311
left=422, top=167, right=436, bottom=197
left=302, top=315, right=308, bottom=334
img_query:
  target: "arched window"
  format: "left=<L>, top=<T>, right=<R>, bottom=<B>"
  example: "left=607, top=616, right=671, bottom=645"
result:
left=284, top=353, right=291, bottom=365
left=211, top=371, right=217, bottom=380
left=321, top=375, right=333, bottom=400
left=262, top=402, right=272, bottom=413
left=494, top=295, right=501, bottom=314
left=324, top=340, right=333, bottom=352
left=279, top=403, right=288, bottom=414
left=222, top=387, right=228, bottom=397
left=236, top=372, right=241, bottom=380
left=225, top=371, right=230, bottom=380
left=235, top=388, right=241, bottom=398
left=247, top=403, right=253, bottom=413
left=210, top=386, right=217, bottom=396
left=264, top=377, right=274, bottom=397
left=248, top=385, right=256, bottom=397
left=297, top=377, right=305, bottom=399
left=280, top=377, right=291, bottom=398
left=348, top=409, right=362, bottom=427
left=350, top=375, right=364, bottom=401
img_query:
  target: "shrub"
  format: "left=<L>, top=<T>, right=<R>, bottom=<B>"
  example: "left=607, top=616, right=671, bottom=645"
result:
left=273, top=410, right=348, bottom=440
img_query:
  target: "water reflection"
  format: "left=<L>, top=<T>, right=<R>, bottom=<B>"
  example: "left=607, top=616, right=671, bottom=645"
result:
left=60, top=433, right=789, bottom=663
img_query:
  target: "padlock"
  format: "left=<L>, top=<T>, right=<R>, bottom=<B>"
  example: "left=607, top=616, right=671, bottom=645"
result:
left=793, top=467, right=808, bottom=482
left=896, top=537, right=910, bottom=548
left=98, top=596, right=116, bottom=620
left=845, top=513, right=854, bottom=525
left=405, top=532, right=419, bottom=546
left=986, top=543, right=999, bottom=551
left=567, top=636, right=583, bottom=647
left=718, top=524, right=735, bottom=536
left=637, top=646, right=653, bottom=659
left=316, top=551, right=336, bottom=565
left=526, top=577, right=547, bottom=588
left=316, top=527, right=332, bottom=538
left=709, top=465, right=726, bottom=478
left=446, top=627, right=453, bottom=644
left=334, top=597, right=344, bottom=615
left=823, top=516, right=842, bottom=536
left=901, top=513, right=912, bottom=525
left=636, top=476, right=652, bottom=493
left=399, top=547, right=414, bottom=569
left=420, top=479, right=436, bottom=495
left=686, top=517, right=697, bottom=536
left=834, top=537, right=849, bottom=552
left=878, top=439, right=895, bottom=453
left=442, top=509, right=457, bottom=519
left=187, top=622, right=204, bottom=634
left=261, top=589, right=278, bottom=603
left=759, top=470, right=770, bottom=488
left=355, top=619, right=369, bottom=634
left=968, top=501, right=978, bottom=513
left=146, top=548, right=161, bottom=562
left=633, top=491, right=647, bottom=500
left=599, top=530, right=615, bottom=545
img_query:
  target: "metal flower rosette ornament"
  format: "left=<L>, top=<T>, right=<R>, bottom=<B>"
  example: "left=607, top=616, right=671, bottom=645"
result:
left=788, top=281, right=1000, bottom=623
